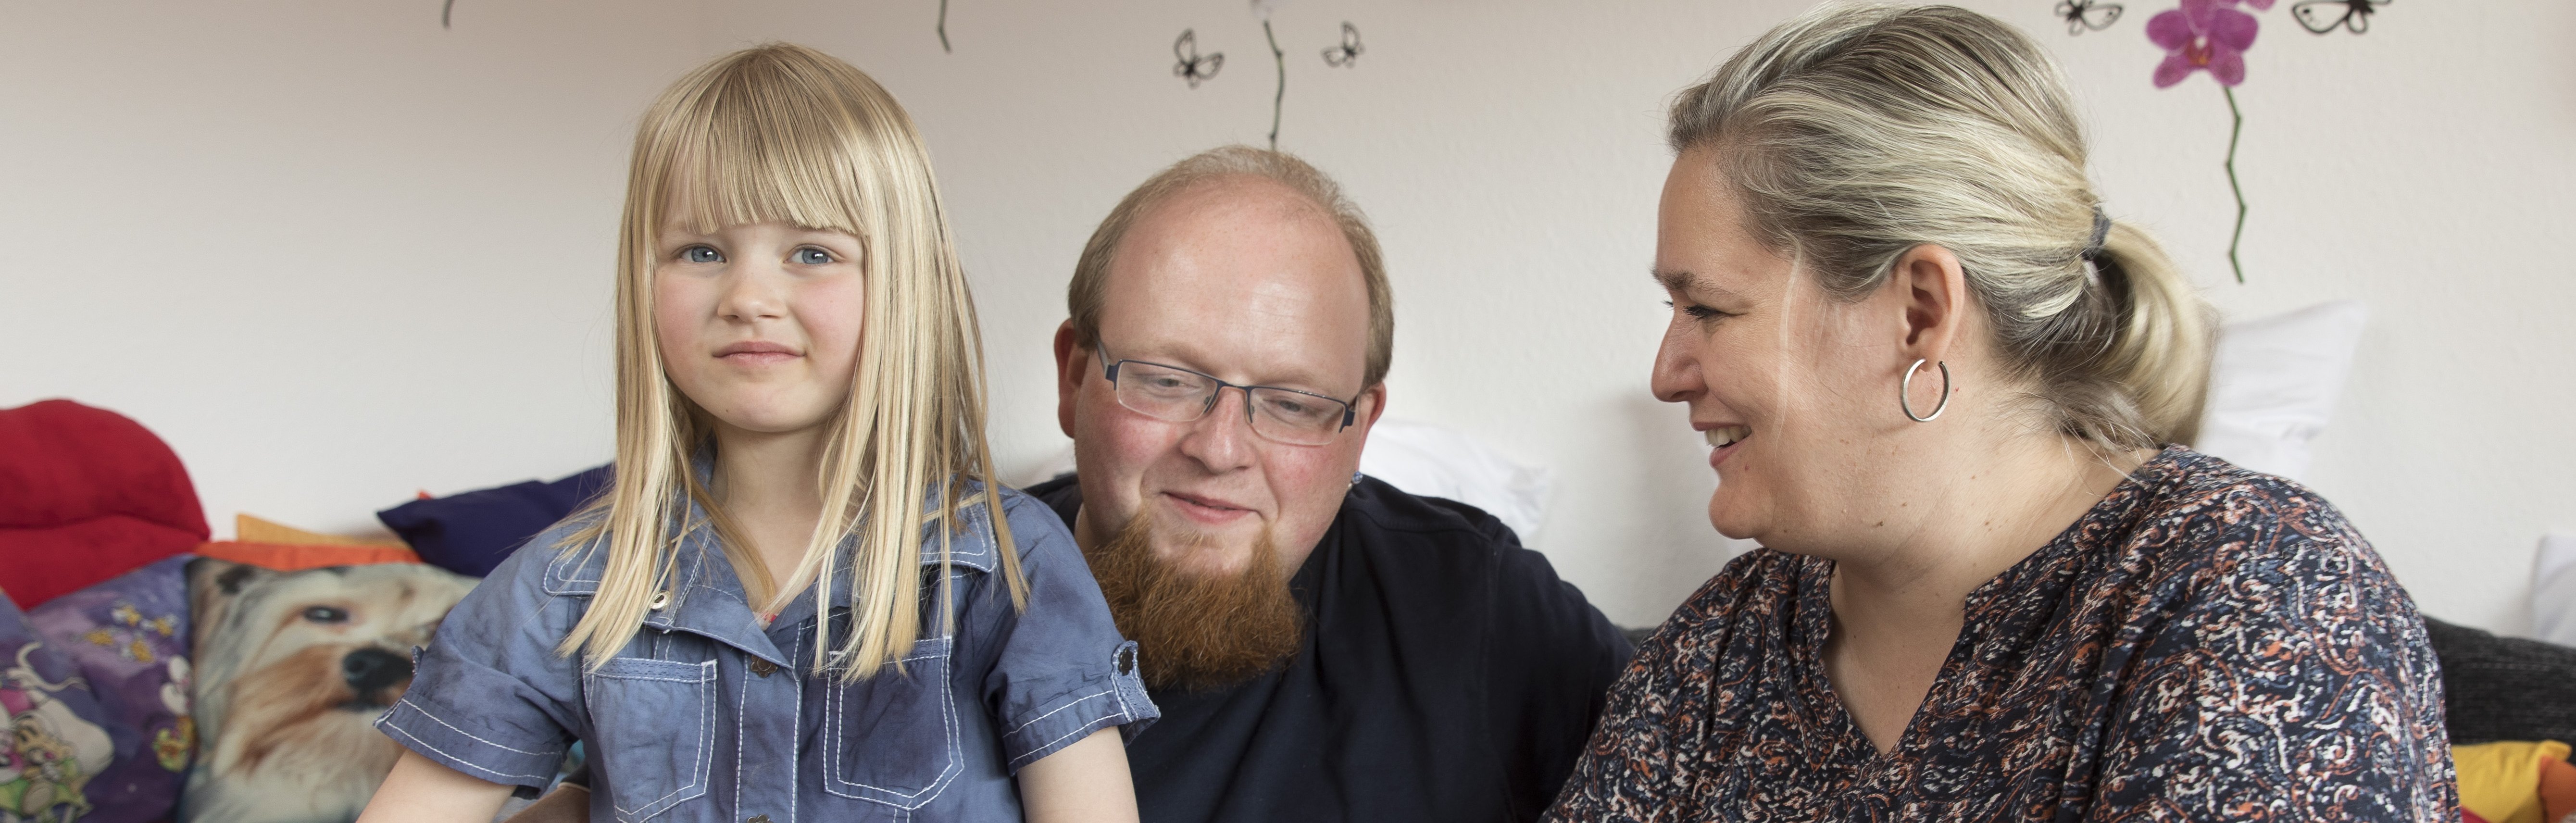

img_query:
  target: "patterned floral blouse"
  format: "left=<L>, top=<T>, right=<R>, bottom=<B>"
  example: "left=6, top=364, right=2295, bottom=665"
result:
left=1546, top=447, right=2454, bottom=822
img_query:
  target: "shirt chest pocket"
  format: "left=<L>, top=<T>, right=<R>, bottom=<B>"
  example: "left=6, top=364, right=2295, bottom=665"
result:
left=585, top=657, right=718, bottom=822
left=823, top=636, right=961, bottom=809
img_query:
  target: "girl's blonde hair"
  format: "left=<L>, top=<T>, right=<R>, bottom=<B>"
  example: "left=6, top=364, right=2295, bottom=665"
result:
left=1672, top=2, right=2215, bottom=448
left=560, top=43, right=1024, bottom=679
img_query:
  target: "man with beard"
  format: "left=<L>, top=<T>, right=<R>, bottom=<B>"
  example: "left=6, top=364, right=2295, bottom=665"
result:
left=1025, top=146, right=1634, bottom=823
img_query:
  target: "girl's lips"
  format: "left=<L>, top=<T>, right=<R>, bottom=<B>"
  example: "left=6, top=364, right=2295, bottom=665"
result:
left=716, top=341, right=800, bottom=366
left=720, top=351, right=798, bottom=366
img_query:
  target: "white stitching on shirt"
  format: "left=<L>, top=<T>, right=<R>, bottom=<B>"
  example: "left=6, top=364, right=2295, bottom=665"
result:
left=821, top=637, right=962, bottom=805
left=1004, top=688, right=1114, bottom=737
left=1009, top=709, right=1129, bottom=770
left=600, top=659, right=714, bottom=818
left=390, top=696, right=564, bottom=758
left=377, top=717, right=554, bottom=782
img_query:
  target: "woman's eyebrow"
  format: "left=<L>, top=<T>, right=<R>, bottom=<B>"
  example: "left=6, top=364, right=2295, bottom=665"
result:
left=1653, top=268, right=1742, bottom=302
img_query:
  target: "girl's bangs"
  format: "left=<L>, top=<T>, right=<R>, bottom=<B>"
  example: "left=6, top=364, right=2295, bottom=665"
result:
left=655, top=90, right=875, bottom=241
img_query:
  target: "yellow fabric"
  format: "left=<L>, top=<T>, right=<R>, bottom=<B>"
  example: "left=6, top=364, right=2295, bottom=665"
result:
left=234, top=513, right=407, bottom=548
left=2457, top=740, right=2573, bottom=823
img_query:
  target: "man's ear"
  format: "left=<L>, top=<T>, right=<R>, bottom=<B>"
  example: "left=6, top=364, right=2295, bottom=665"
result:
left=1891, top=243, right=1968, bottom=364
left=1053, top=320, right=1087, bottom=438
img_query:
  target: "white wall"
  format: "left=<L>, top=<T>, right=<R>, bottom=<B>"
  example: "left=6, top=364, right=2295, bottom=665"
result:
left=5, top=0, right=2571, bottom=633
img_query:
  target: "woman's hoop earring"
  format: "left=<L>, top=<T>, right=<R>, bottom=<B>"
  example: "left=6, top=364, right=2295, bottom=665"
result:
left=1900, top=359, right=1951, bottom=423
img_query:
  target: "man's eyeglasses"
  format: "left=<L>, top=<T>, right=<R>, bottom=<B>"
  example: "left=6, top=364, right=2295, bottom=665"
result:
left=1096, top=344, right=1357, bottom=446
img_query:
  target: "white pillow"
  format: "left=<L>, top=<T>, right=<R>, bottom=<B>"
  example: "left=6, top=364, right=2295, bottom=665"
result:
left=1008, top=418, right=1554, bottom=544
left=2194, top=300, right=2368, bottom=482
left=2529, top=534, right=2576, bottom=646
left=1355, top=418, right=1553, bottom=543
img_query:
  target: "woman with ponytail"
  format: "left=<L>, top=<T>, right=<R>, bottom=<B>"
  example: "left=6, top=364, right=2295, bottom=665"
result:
left=1549, top=4, right=2452, bottom=820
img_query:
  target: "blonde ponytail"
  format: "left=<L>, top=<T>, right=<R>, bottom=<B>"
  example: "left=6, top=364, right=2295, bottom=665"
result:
left=2088, top=223, right=2214, bottom=446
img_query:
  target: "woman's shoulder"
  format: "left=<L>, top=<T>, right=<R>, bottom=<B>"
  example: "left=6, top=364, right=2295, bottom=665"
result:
left=1645, top=548, right=1820, bottom=650
left=2112, top=447, right=2403, bottom=611
left=2122, top=447, right=2369, bottom=561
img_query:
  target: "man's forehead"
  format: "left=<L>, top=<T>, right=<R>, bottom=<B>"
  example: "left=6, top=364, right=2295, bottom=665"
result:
left=1095, top=178, right=1370, bottom=390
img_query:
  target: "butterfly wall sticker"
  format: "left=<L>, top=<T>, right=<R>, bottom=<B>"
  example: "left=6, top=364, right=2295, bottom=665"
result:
left=1322, top=22, right=1363, bottom=67
left=2055, top=0, right=2123, bottom=34
left=2292, top=0, right=2388, bottom=34
left=1174, top=29, right=1225, bottom=88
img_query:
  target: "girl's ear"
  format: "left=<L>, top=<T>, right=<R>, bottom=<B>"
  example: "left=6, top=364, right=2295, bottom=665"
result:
left=1891, top=243, right=1968, bottom=363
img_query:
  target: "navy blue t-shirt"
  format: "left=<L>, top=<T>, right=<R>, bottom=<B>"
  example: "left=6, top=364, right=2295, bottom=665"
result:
left=1027, top=474, right=1633, bottom=823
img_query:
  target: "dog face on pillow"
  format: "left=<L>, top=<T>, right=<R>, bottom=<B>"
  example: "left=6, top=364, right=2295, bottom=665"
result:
left=182, top=559, right=475, bottom=823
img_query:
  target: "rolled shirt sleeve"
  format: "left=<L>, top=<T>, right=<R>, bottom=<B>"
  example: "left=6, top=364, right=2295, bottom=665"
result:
left=971, top=491, right=1158, bottom=771
left=374, top=537, right=585, bottom=792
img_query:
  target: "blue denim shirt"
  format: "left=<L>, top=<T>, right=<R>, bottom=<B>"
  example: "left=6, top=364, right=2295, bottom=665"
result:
left=375, top=483, right=1156, bottom=823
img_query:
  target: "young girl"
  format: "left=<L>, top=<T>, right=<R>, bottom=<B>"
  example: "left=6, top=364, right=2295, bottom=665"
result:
left=357, top=44, right=1154, bottom=823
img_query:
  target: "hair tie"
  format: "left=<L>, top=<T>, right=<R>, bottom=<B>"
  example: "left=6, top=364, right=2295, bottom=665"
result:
left=2081, top=207, right=2112, bottom=261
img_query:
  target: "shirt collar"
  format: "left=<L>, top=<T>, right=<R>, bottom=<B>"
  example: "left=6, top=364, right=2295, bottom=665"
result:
left=541, top=469, right=1004, bottom=664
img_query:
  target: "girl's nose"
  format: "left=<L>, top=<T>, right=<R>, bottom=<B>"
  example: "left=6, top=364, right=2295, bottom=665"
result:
left=718, top=264, right=788, bottom=322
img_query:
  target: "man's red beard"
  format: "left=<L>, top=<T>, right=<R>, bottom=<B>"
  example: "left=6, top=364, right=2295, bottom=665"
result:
left=1083, top=508, right=1304, bottom=692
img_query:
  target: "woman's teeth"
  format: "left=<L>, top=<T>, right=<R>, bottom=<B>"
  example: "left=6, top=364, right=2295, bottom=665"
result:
left=1704, top=426, right=1751, bottom=448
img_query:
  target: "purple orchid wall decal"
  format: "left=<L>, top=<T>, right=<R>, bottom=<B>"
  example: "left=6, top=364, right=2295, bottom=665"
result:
left=2148, top=0, right=2258, bottom=87
left=2105, top=0, right=2387, bottom=283
left=2148, top=0, right=2261, bottom=281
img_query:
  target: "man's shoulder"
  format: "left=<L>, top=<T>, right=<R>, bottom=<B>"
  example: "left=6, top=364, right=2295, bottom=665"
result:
left=1339, top=475, right=1523, bottom=555
left=1336, top=476, right=1576, bottom=596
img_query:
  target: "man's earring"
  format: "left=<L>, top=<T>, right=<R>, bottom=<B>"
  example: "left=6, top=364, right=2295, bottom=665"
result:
left=1351, top=471, right=1363, bottom=487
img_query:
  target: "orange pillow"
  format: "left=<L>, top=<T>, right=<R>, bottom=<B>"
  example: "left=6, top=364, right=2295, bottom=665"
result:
left=194, top=540, right=421, bottom=571
left=235, top=513, right=409, bottom=548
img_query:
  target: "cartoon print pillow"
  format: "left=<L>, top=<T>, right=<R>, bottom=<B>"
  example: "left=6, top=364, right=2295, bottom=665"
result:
left=2, top=586, right=118, bottom=823
left=22, top=555, right=196, bottom=823
left=180, top=560, right=476, bottom=823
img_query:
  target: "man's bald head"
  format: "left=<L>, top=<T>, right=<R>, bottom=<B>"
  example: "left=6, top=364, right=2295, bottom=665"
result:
left=1068, top=146, right=1392, bottom=388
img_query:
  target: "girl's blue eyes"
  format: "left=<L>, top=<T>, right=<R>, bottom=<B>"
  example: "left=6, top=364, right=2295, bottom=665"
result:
left=675, top=246, right=838, bottom=265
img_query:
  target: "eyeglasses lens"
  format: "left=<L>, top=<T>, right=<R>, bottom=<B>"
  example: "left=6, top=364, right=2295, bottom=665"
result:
left=1112, top=361, right=1343, bottom=446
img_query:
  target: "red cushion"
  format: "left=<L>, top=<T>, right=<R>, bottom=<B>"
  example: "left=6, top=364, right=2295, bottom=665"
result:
left=0, top=399, right=207, bottom=607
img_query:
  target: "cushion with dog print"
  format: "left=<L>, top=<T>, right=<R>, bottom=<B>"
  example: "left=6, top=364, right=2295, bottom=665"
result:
left=180, top=559, right=475, bottom=823
left=23, top=554, right=196, bottom=823
left=2, top=584, right=121, bottom=823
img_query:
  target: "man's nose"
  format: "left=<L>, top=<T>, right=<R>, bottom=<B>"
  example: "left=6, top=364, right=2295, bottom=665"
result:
left=1176, top=387, right=1258, bottom=472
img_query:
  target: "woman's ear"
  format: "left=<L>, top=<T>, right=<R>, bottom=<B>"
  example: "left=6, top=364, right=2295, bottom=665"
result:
left=1891, top=244, right=1969, bottom=363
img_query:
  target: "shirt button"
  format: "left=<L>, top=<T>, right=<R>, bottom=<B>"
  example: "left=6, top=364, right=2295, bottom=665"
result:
left=648, top=590, right=671, bottom=611
left=749, top=660, right=778, bottom=678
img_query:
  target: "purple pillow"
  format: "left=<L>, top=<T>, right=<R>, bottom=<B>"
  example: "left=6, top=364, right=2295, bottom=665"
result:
left=23, top=555, right=194, bottom=823
left=3, top=572, right=130, bottom=822
left=375, top=465, right=610, bottom=577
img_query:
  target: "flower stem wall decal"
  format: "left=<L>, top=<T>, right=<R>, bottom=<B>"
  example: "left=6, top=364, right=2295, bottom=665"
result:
left=937, top=0, right=951, bottom=53
left=2148, top=0, right=2261, bottom=282
left=2220, top=86, right=2247, bottom=283
left=1263, top=19, right=1286, bottom=150
left=442, top=0, right=455, bottom=30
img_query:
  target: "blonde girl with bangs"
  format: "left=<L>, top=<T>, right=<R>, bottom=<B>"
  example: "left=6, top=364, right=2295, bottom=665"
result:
left=360, top=43, right=1155, bottom=823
